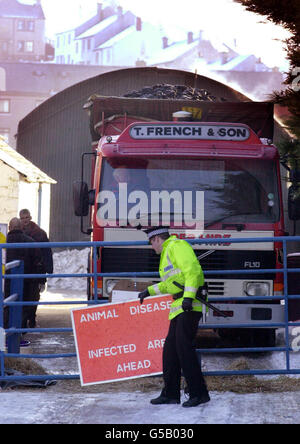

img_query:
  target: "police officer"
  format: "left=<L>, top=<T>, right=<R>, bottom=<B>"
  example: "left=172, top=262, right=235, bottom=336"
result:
left=138, top=227, right=210, bottom=407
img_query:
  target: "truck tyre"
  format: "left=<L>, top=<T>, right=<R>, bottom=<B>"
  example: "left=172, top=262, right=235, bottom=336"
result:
left=253, top=329, right=276, bottom=348
left=239, top=328, right=276, bottom=348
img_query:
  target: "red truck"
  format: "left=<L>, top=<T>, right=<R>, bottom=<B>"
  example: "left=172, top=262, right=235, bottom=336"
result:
left=73, top=87, right=297, bottom=347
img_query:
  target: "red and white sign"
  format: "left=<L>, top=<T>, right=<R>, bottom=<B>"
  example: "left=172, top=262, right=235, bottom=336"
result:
left=71, top=295, right=173, bottom=386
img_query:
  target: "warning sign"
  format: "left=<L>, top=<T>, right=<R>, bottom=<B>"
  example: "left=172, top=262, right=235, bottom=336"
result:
left=71, top=295, right=173, bottom=386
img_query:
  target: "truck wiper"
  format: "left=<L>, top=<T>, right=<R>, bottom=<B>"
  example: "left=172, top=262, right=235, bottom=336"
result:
left=139, top=212, right=193, bottom=222
left=204, top=214, right=252, bottom=230
left=222, top=223, right=245, bottom=231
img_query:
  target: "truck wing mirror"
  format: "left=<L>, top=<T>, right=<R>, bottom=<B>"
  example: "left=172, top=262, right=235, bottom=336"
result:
left=73, top=181, right=89, bottom=216
left=288, top=185, right=300, bottom=221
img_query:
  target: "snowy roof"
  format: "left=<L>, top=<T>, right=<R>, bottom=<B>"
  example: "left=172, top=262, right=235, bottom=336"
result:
left=0, top=0, right=45, bottom=19
left=0, top=137, right=56, bottom=184
left=76, top=15, right=117, bottom=39
left=148, top=39, right=199, bottom=65
left=209, top=54, right=254, bottom=71
left=95, top=25, right=135, bottom=49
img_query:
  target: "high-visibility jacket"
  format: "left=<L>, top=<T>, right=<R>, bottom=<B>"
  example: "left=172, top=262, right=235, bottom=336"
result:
left=147, top=236, right=204, bottom=320
left=0, top=231, right=5, bottom=276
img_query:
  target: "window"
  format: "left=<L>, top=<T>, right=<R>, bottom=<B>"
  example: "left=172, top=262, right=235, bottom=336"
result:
left=17, top=20, right=25, bottom=31
left=27, top=21, right=34, bottom=32
left=99, top=158, right=280, bottom=226
left=57, top=36, right=60, bottom=48
left=0, top=41, right=8, bottom=54
left=25, top=41, right=33, bottom=52
left=17, top=41, right=25, bottom=52
left=87, top=39, right=91, bottom=50
left=0, top=129, right=9, bottom=143
left=0, top=100, right=10, bottom=113
left=17, top=20, right=34, bottom=31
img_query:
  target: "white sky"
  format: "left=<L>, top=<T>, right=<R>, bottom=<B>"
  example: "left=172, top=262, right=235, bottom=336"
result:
left=27, top=0, right=290, bottom=69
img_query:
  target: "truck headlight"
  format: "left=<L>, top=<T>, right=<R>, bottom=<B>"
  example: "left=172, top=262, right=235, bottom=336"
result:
left=105, top=279, right=119, bottom=294
left=245, top=282, right=270, bottom=297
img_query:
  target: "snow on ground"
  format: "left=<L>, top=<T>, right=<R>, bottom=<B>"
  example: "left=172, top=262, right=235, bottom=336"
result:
left=47, top=248, right=90, bottom=290
left=0, top=390, right=300, bottom=424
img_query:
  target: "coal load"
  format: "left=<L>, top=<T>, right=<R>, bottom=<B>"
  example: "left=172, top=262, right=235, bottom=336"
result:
left=123, top=84, right=225, bottom=101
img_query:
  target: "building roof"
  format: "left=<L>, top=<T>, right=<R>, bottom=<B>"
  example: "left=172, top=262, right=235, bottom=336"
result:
left=95, top=24, right=135, bottom=49
left=0, top=137, right=56, bottom=184
left=148, top=39, right=199, bottom=65
left=0, top=0, right=45, bottom=20
left=209, top=54, right=257, bottom=71
left=76, top=15, right=117, bottom=39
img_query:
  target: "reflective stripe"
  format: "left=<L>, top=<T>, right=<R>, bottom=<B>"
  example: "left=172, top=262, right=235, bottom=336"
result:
left=162, top=268, right=181, bottom=281
left=166, top=252, right=173, bottom=266
left=169, top=306, right=183, bottom=315
left=152, top=284, right=162, bottom=295
left=191, top=302, right=203, bottom=309
left=164, top=264, right=173, bottom=272
left=185, top=286, right=198, bottom=293
left=169, top=301, right=203, bottom=315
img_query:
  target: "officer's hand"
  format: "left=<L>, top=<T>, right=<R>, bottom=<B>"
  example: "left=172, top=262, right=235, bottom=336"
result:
left=182, top=298, right=193, bottom=312
left=138, top=289, right=150, bottom=304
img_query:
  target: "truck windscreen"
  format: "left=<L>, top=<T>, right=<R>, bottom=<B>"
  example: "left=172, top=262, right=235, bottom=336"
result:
left=97, top=158, right=280, bottom=227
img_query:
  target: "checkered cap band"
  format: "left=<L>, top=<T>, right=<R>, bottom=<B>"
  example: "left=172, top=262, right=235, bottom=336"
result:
left=145, top=228, right=169, bottom=239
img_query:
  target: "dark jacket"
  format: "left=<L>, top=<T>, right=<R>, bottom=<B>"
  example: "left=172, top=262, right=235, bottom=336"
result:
left=5, top=229, right=43, bottom=297
left=23, top=221, right=53, bottom=274
left=6, top=229, right=42, bottom=274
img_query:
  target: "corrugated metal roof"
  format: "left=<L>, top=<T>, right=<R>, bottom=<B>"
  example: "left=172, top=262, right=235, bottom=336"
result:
left=0, top=137, right=56, bottom=184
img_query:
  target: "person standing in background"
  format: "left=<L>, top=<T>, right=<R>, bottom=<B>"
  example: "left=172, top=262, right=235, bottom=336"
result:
left=19, top=209, right=53, bottom=328
left=5, top=218, right=43, bottom=345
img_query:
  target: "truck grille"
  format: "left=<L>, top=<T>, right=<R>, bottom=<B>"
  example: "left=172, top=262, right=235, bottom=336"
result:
left=101, top=248, right=275, bottom=279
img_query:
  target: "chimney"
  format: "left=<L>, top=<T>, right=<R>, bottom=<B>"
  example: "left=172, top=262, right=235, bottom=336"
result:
left=136, top=17, right=142, bottom=31
left=220, top=51, right=228, bottom=65
left=117, top=6, right=123, bottom=18
left=97, top=3, right=102, bottom=20
left=187, top=32, right=193, bottom=44
left=162, top=36, right=168, bottom=49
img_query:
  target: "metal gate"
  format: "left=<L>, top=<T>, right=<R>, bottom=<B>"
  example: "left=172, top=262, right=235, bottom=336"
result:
left=1, top=236, right=300, bottom=384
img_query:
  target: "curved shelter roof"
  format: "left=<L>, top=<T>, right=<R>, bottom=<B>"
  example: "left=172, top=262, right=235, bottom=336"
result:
left=16, top=67, right=287, bottom=241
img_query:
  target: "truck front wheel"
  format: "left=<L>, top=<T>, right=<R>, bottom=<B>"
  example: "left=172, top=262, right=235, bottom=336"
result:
left=239, top=328, right=276, bottom=348
left=217, top=328, right=276, bottom=348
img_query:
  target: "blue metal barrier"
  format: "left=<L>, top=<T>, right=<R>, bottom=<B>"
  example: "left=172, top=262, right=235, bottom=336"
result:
left=0, top=236, right=300, bottom=383
left=5, top=260, right=24, bottom=354
left=0, top=259, right=24, bottom=380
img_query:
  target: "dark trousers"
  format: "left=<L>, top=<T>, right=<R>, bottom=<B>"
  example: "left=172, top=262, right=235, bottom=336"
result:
left=4, top=280, right=40, bottom=329
left=22, top=281, right=40, bottom=328
left=162, top=311, right=208, bottom=400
